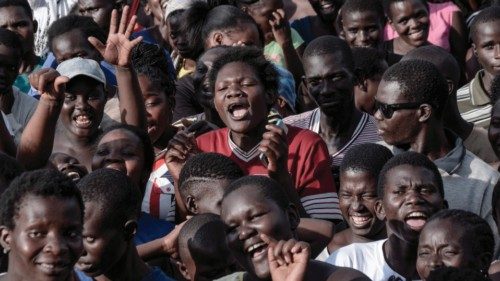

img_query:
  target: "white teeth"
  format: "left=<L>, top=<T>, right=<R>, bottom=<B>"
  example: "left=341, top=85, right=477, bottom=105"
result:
left=247, top=242, right=267, bottom=253
left=407, top=212, right=427, bottom=218
left=232, top=108, right=248, bottom=118
left=351, top=215, right=370, bottom=225
left=40, top=263, right=55, bottom=269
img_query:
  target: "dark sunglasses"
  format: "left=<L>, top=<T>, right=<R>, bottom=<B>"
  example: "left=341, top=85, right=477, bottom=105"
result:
left=374, top=101, right=422, bottom=119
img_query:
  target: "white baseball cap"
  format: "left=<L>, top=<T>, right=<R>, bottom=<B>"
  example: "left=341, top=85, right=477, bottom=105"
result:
left=56, top=57, right=106, bottom=86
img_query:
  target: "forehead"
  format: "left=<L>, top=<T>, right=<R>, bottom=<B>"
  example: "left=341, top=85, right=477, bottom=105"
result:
left=52, top=30, right=92, bottom=55
left=216, top=61, right=259, bottom=82
left=384, top=164, right=438, bottom=187
left=342, top=10, right=382, bottom=25
left=473, top=20, right=500, bottom=42
left=255, top=0, right=282, bottom=14
left=221, top=185, right=272, bottom=215
left=419, top=219, right=465, bottom=244
left=51, top=152, right=76, bottom=163
left=0, top=5, right=31, bottom=21
left=390, top=0, right=427, bottom=16
left=79, top=0, right=112, bottom=8
left=17, top=195, right=82, bottom=225
left=99, top=129, right=141, bottom=146
left=376, top=79, right=409, bottom=103
left=339, top=169, right=377, bottom=192
left=304, top=52, right=351, bottom=77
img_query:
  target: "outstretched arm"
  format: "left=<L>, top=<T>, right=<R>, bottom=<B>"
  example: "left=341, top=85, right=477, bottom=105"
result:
left=17, top=69, right=68, bottom=170
left=88, top=6, right=147, bottom=129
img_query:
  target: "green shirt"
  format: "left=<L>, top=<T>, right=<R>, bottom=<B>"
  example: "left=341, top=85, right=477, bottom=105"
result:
left=264, top=28, right=304, bottom=67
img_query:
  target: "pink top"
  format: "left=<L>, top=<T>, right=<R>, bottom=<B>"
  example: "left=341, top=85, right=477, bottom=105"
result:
left=384, top=1, right=461, bottom=51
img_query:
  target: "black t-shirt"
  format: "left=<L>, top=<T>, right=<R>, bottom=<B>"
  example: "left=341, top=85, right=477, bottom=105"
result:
left=172, top=75, right=204, bottom=122
left=382, top=39, right=403, bottom=66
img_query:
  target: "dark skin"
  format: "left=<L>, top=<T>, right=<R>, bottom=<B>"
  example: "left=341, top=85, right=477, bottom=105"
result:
left=221, top=184, right=370, bottom=281
left=19, top=7, right=146, bottom=170
left=49, top=152, right=88, bottom=182
left=76, top=202, right=151, bottom=281
left=0, top=6, right=39, bottom=75
left=340, top=10, right=383, bottom=49
left=302, top=52, right=363, bottom=156
left=307, top=0, right=343, bottom=24
left=472, top=20, right=500, bottom=96
left=0, top=44, right=20, bottom=156
left=78, top=0, right=120, bottom=33
left=374, top=165, right=446, bottom=279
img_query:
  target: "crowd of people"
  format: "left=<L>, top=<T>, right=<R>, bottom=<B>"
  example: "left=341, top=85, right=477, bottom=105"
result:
left=0, top=0, right=499, bottom=280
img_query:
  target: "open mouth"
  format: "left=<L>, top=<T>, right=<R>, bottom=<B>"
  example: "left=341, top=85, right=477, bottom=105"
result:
left=320, top=1, right=335, bottom=10
left=77, top=261, right=95, bottom=273
left=405, top=211, right=428, bottom=231
left=36, top=262, right=70, bottom=275
left=245, top=241, right=268, bottom=261
left=104, top=163, right=126, bottom=174
left=350, top=214, right=372, bottom=228
left=73, top=113, right=93, bottom=129
left=66, top=171, right=82, bottom=181
left=228, top=102, right=250, bottom=121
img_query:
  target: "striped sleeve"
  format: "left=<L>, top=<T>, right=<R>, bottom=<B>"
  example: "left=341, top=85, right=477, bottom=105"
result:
left=300, top=193, right=342, bottom=220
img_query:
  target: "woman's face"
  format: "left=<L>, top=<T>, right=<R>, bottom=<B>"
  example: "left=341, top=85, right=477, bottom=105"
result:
left=389, top=0, right=429, bottom=48
left=213, top=61, right=269, bottom=134
left=91, top=129, right=145, bottom=187
left=220, top=185, right=296, bottom=280
left=1, top=195, right=83, bottom=281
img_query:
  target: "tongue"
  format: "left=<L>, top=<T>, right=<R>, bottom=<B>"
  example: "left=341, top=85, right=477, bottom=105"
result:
left=233, top=108, right=247, bottom=118
left=406, top=218, right=426, bottom=229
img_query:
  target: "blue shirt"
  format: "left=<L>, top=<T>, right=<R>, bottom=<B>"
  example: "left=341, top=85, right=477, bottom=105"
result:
left=134, top=211, right=175, bottom=246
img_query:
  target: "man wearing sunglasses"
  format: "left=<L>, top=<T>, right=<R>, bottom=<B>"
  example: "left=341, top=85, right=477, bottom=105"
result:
left=284, top=35, right=381, bottom=186
left=374, top=60, right=499, bottom=255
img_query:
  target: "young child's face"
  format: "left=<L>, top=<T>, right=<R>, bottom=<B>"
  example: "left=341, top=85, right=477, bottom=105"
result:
left=246, top=0, right=283, bottom=44
left=2, top=195, right=83, bottom=280
left=92, top=128, right=146, bottom=187
left=380, top=164, right=444, bottom=243
left=166, top=14, right=190, bottom=58
left=213, top=61, right=269, bottom=134
left=0, top=44, right=20, bottom=94
left=221, top=185, right=295, bottom=280
left=78, top=0, right=115, bottom=31
left=472, top=20, right=500, bottom=77
left=50, top=153, right=88, bottom=182
left=308, top=0, right=343, bottom=22
left=60, top=76, right=106, bottom=139
left=488, top=101, right=500, bottom=159
left=0, top=6, right=36, bottom=54
left=416, top=218, right=478, bottom=280
left=76, top=202, right=127, bottom=277
left=342, top=10, right=383, bottom=48
left=52, top=29, right=102, bottom=64
left=139, top=74, right=173, bottom=144
left=389, top=0, right=429, bottom=48
left=339, top=169, right=385, bottom=238
left=303, top=52, right=355, bottom=120
left=354, top=72, right=385, bottom=115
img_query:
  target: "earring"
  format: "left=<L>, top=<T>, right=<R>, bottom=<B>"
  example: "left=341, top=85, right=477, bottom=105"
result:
left=3, top=247, right=9, bottom=254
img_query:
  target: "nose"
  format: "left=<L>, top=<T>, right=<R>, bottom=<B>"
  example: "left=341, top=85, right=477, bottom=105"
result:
left=75, top=96, right=89, bottom=110
left=237, top=224, right=256, bottom=241
left=43, top=233, right=69, bottom=256
left=405, top=189, right=425, bottom=205
left=351, top=196, right=364, bottom=212
left=226, top=85, right=246, bottom=99
left=428, top=253, right=444, bottom=270
left=359, top=30, right=370, bottom=43
left=494, top=45, right=500, bottom=59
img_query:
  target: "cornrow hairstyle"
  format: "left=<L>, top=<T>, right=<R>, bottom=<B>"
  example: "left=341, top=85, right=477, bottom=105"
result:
left=207, top=46, right=279, bottom=110
left=47, top=15, right=107, bottom=52
left=182, top=2, right=263, bottom=59
left=223, top=175, right=289, bottom=210
left=340, top=143, right=393, bottom=176
left=303, top=35, right=354, bottom=72
left=131, top=42, right=176, bottom=101
left=0, top=28, right=23, bottom=59
left=341, top=0, right=384, bottom=22
left=383, top=0, right=429, bottom=19
left=427, top=209, right=494, bottom=271
left=78, top=169, right=142, bottom=227
left=351, top=47, right=388, bottom=85
left=0, top=169, right=84, bottom=229
left=178, top=153, right=244, bottom=199
left=382, top=60, right=449, bottom=118
left=470, top=6, right=500, bottom=42
left=0, top=0, right=33, bottom=19
left=378, top=151, right=444, bottom=197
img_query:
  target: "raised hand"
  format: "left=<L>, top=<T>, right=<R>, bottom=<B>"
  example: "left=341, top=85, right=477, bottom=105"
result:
left=261, top=234, right=311, bottom=281
left=259, top=122, right=288, bottom=174
left=88, top=5, right=142, bottom=67
left=29, top=68, right=69, bottom=102
left=269, top=9, right=292, bottom=46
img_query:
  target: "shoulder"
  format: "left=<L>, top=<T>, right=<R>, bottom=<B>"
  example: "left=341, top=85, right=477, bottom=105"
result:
left=284, top=109, right=316, bottom=128
left=464, top=150, right=500, bottom=182
left=457, top=81, right=472, bottom=100
left=327, top=229, right=351, bottom=253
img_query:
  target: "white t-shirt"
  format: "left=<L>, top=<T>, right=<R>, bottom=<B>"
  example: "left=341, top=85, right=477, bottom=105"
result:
left=326, top=239, right=411, bottom=281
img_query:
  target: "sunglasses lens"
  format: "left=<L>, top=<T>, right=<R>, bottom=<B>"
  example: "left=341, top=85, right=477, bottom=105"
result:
left=376, top=102, right=393, bottom=119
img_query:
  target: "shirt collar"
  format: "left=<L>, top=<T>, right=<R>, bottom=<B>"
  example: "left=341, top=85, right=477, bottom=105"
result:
left=433, top=130, right=466, bottom=175
left=470, top=70, right=491, bottom=106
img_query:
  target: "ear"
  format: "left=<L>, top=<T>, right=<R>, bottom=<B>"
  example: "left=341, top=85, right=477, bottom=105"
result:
left=472, top=43, right=478, bottom=58
left=0, top=226, right=11, bottom=254
left=417, top=104, right=432, bottom=122
left=446, top=79, right=455, bottom=96
left=286, top=203, right=300, bottom=232
left=359, top=78, right=368, bottom=92
left=211, top=32, right=224, bottom=46
left=374, top=199, right=386, bottom=221
left=175, top=259, right=192, bottom=280
left=186, top=195, right=199, bottom=215
left=123, top=220, right=138, bottom=241
left=276, top=96, right=288, bottom=110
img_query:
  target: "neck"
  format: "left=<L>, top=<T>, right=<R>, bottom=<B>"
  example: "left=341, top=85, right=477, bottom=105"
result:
left=320, top=106, right=360, bottom=136
left=0, top=89, right=14, bottom=114
left=442, top=96, right=474, bottom=140
left=384, top=234, right=419, bottom=278
left=351, top=227, right=387, bottom=244
left=229, top=120, right=267, bottom=152
left=410, top=121, right=451, bottom=161
left=204, top=108, right=225, bottom=128
left=97, top=244, right=151, bottom=281
left=393, top=38, right=428, bottom=55
left=153, top=126, right=177, bottom=153
left=63, top=127, right=99, bottom=147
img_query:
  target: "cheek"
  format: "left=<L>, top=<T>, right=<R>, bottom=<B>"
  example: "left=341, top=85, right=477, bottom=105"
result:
left=416, top=257, right=431, bottom=277
left=91, top=155, right=103, bottom=171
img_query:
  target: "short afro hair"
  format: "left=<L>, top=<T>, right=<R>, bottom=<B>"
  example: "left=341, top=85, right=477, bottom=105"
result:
left=77, top=169, right=142, bottom=227
left=208, top=46, right=279, bottom=110
left=178, top=153, right=244, bottom=199
left=427, top=267, right=491, bottom=281
left=303, top=35, right=354, bottom=72
left=223, top=176, right=289, bottom=210
left=470, top=6, right=500, bottom=43
left=98, top=124, right=155, bottom=188
left=0, top=0, right=32, bottom=19
left=382, top=60, right=449, bottom=118
left=383, top=0, right=428, bottom=19
left=0, top=169, right=84, bottom=229
left=0, top=152, right=24, bottom=192
left=378, top=151, right=444, bottom=197
left=47, top=15, right=107, bottom=52
left=341, top=0, right=384, bottom=23
left=427, top=209, right=494, bottom=270
left=352, top=47, right=388, bottom=84
left=131, top=42, right=176, bottom=101
left=490, top=75, right=500, bottom=105
left=340, top=143, right=393, bottom=177
left=0, top=28, right=22, bottom=58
